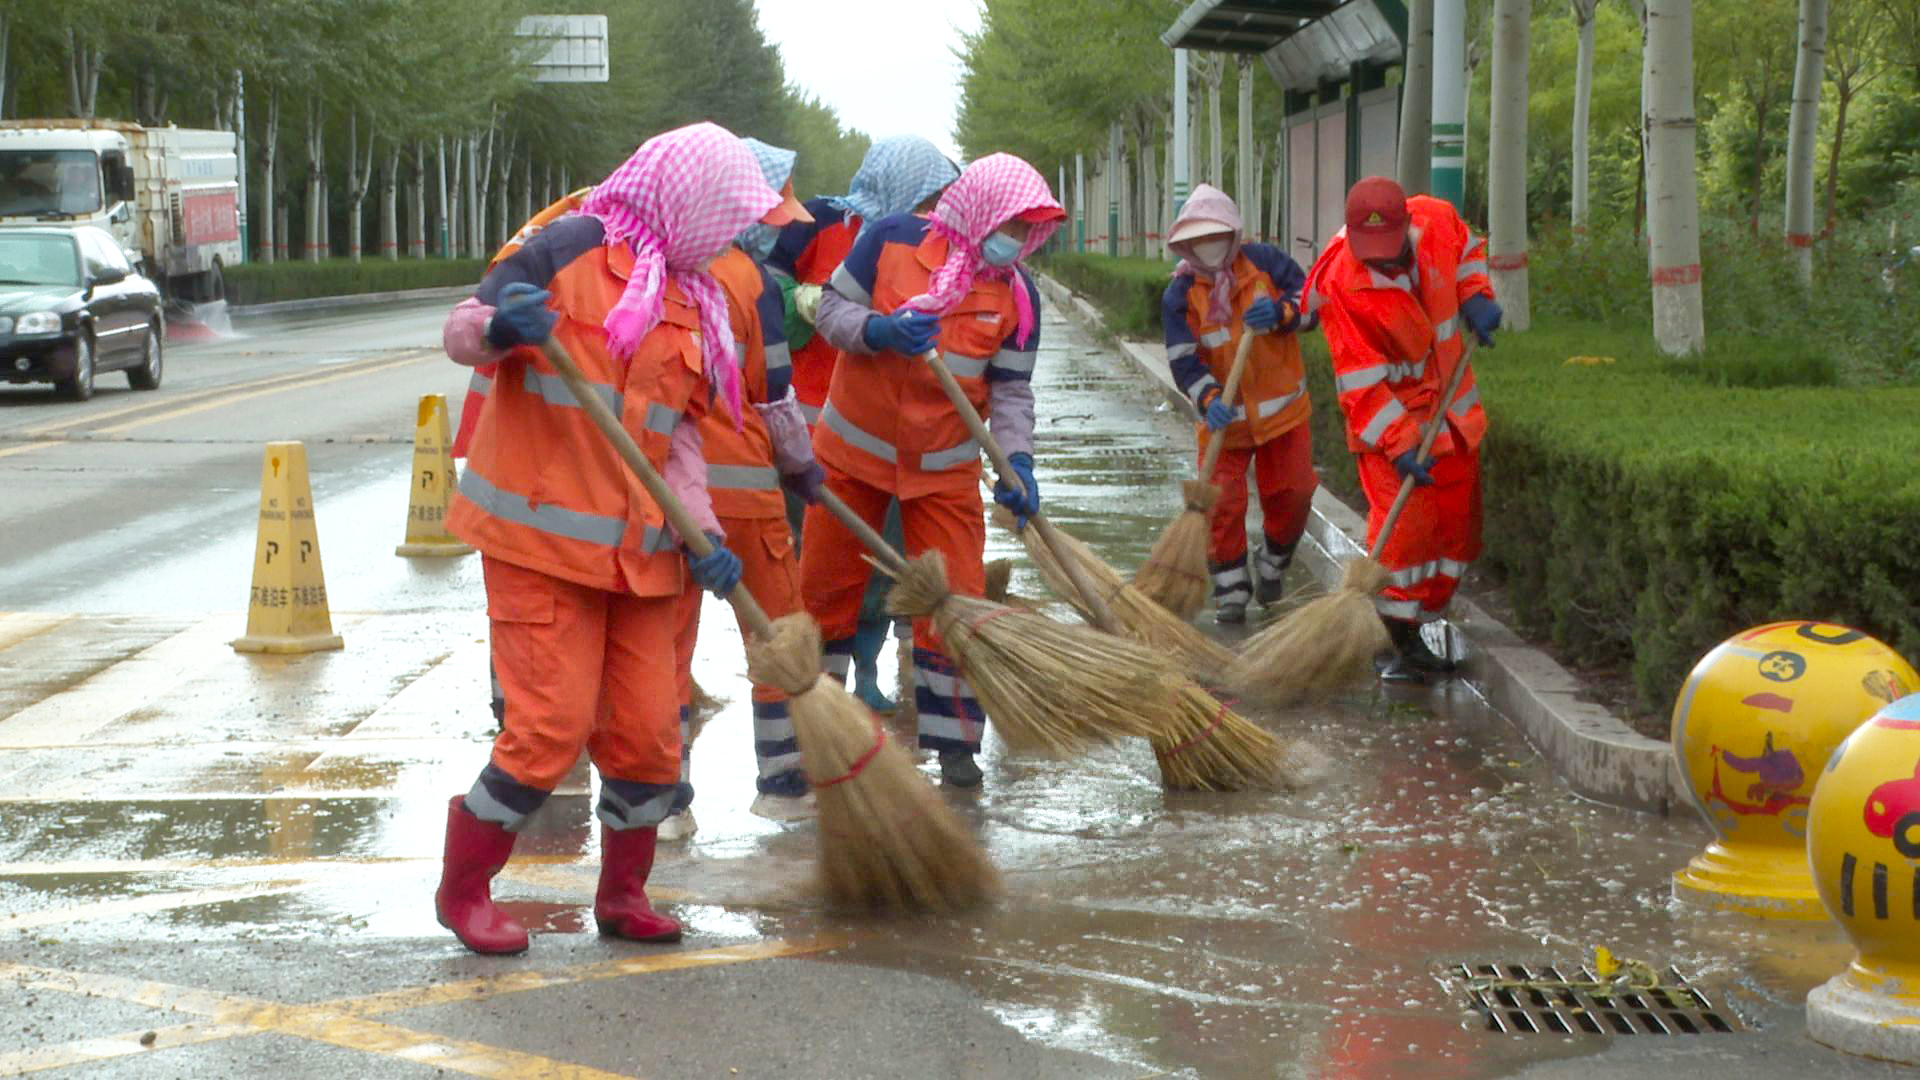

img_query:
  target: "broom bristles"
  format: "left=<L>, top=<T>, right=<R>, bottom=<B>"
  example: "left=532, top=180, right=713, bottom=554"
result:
left=744, top=613, right=999, bottom=914
left=1228, top=556, right=1391, bottom=706
left=885, top=552, right=1176, bottom=755
left=1132, top=504, right=1212, bottom=620
left=1150, top=675, right=1308, bottom=792
left=996, top=508, right=1237, bottom=683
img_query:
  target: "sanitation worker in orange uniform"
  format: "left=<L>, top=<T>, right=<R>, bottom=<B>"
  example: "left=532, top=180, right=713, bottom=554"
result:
left=433, top=123, right=794, bottom=955
left=804, top=153, right=1065, bottom=788
left=1160, top=183, right=1318, bottom=624
left=1306, top=176, right=1502, bottom=685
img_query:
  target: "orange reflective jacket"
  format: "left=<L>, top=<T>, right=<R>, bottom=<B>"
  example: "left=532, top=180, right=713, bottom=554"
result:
left=1306, top=195, right=1491, bottom=459
left=814, top=219, right=1036, bottom=501
left=1163, top=244, right=1313, bottom=451
left=703, top=248, right=787, bottom=520
left=448, top=222, right=709, bottom=597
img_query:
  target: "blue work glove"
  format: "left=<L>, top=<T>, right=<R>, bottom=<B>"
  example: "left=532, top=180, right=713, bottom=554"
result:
left=687, top=532, right=742, bottom=597
left=1392, top=450, right=1436, bottom=487
left=1460, top=294, right=1501, bottom=348
left=862, top=310, right=940, bottom=355
left=1245, top=295, right=1290, bottom=332
left=779, top=461, right=826, bottom=505
left=484, top=282, right=556, bottom=349
left=993, top=452, right=1041, bottom=527
left=1196, top=386, right=1234, bottom=432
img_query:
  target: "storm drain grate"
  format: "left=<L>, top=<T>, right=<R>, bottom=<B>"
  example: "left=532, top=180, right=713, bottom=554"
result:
left=1446, top=962, right=1744, bottom=1036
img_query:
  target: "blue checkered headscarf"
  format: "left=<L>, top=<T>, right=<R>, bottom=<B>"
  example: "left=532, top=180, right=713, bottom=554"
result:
left=826, top=135, right=959, bottom=234
left=740, top=136, right=797, bottom=191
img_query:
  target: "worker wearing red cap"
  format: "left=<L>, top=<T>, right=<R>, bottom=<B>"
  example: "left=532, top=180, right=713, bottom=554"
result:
left=1305, top=176, right=1501, bottom=684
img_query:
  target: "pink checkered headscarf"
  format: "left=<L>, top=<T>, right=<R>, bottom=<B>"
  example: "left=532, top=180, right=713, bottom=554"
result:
left=902, top=153, right=1063, bottom=342
left=577, top=122, right=780, bottom=426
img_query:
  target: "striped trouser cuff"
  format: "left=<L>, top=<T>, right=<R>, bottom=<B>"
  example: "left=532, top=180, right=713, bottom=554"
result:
left=487, top=663, right=504, bottom=723
left=821, top=635, right=854, bottom=684
left=672, top=705, right=694, bottom=812
left=599, top=776, right=679, bottom=830
left=752, top=698, right=803, bottom=779
left=464, top=762, right=551, bottom=832
left=913, top=647, right=984, bottom=754
left=1255, top=538, right=1296, bottom=580
left=1209, top=556, right=1252, bottom=607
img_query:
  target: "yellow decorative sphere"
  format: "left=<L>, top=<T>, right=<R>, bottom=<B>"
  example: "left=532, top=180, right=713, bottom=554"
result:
left=1806, top=695, right=1920, bottom=1062
left=1670, top=621, right=1918, bottom=917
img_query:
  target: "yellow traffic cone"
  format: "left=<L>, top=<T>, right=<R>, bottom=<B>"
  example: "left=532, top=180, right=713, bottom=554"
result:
left=395, top=394, right=474, bottom=557
left=231, top=441, right=344, bottom=654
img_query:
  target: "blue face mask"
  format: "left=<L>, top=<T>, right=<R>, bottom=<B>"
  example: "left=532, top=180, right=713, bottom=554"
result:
left=980, top=230, right=1023, bottom=267
left=738, top=223, right=779, bottom=262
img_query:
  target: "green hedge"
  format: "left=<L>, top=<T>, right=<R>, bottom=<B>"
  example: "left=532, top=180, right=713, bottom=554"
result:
left=1036, top=254, right=1175, bottom=338
left=225, top=258, right=488, bottom=306
left=1048, top=252, right=1920, bottom=713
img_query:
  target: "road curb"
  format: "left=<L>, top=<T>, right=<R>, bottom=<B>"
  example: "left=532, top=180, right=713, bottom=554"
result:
left=228, top=284, right=471, bottom=319
left=1036, top=271, right=1676, bottom=815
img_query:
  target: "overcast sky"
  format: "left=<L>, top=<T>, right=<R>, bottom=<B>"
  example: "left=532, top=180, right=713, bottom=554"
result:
left=753, top=0, right=983, bottom=162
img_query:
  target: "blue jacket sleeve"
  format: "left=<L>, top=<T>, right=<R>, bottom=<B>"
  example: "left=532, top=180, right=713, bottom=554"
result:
left=1162, top=276, right=1215, bottom=405
left=475, top=215, right=603, bottom=306
left=755, top=263, right=792, bottom=401
left=1242, top=242, right=1317, bottom=332
left=765, top=198, right=838, bottom=279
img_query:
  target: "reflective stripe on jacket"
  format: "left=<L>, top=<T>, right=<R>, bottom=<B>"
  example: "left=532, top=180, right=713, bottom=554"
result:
left=446, top=215, right=709, bottom=596
left=815, top=214, right=1038, bottom=501
left=703, top=248, right=791, bottom=520
left=1306, top=195, right=1491, bottom=458
left=1162, top=242, right=1314, bottom=450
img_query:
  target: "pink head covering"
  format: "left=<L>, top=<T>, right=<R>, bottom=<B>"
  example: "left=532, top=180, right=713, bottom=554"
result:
left=576, top=122, right=781, bottom=426
left=1168, top=183, right=1244, bottom=326
left=902, top=153, right=1063, bottom=342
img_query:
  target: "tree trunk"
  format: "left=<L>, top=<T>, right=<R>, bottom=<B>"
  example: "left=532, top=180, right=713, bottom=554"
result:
left=1250, top=139, right=1265, bottom=241
left=1783, top=0, right=1827, bottom=284
left=0, top=15, right=10, bottom=121
left=1206, top=61, right=1224, bottom=187
left=1571, top=0, right=1598, bottom=230
left=65, top=30, right=103, bottom=119
left=465, top=133, right=482, bottom=258
left=518, top=156, right=533, bottom=227
left=1106, top=122, right=1122, bottom=257
left=410, top=141, right=427, bottom=259
left=1822, top=76, right=1850, bottom=237
left=436, top=137, right=450, bottom=258
left=1644, top=0, right=1705, bottom=354
left=304, top=97, right=324, bottom=263
left=275, top=205, right=289, bottom=263
left=1398, top=0, right=1435, bottom=194
left=1489, top=0, right=1531, bottom=330
left=260, top=90, right=279, bottom=264
left=380, top=145, right=398, bottom=260
left=346, top=112, right=374, bottom=262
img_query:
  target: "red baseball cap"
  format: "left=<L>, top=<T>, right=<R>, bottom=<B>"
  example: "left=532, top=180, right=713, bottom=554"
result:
left=1345, top=176, right=1410, bottom=262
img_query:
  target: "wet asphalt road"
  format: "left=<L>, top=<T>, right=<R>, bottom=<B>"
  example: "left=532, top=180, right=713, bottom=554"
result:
left=0, top=296, right=1908, bottom=1078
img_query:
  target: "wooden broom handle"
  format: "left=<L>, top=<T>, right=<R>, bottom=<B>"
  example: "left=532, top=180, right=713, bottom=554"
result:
left=1196, top=295, right=1274, bottom=478
left=1369, top=340, right=1477, bottom=559
left=923, top=349, right=1124, bottom=635
left=538, top=338, right=775, bottom=639
left=814, top=488, right=912, bottom=579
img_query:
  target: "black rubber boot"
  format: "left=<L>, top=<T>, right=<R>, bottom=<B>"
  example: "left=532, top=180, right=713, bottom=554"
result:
left=1385, top=617, right=1456, bottom=675
left=938, top=750, right=983, bottom=788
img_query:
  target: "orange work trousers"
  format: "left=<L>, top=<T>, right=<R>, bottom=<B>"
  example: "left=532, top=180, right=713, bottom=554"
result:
left=1355, top=446, right=1483, bottom=621
left=797, top=464, right=986, bottom=653
left=1201, top=423, right=1316, bottom=564
left=484, top=555, right=688, bottom=790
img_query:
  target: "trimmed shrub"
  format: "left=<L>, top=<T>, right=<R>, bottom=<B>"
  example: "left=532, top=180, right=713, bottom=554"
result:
left=1036, top=254, right=1176, bottom=338
left=225, top=258, right=489, bottom=306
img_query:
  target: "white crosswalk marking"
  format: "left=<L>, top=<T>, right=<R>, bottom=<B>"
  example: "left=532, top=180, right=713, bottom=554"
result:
left=0, top=615, right=242, bottom=748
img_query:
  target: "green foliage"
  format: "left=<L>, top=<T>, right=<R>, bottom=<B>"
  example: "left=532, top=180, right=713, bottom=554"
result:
left=225, top=258, right=488, bottom=306
left=1035, top=254, right=1175, bottom=339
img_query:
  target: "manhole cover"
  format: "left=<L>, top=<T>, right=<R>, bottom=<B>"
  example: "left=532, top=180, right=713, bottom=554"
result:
left=1445, top=962, right=1744, bottom=1035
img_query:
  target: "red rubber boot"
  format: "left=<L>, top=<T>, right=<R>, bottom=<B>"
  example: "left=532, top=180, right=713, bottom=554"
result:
left=594, top=825, right=683, bottom=943
left=434, top=796, right=530, bottom=955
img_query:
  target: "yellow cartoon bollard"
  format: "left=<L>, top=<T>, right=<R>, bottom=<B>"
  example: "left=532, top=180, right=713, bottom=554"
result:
left=1670, top=621, right=1916, bottom=918
left=395, top=394, right=474, bottom=557
left=1806, top=695, right=1920, bottom=1063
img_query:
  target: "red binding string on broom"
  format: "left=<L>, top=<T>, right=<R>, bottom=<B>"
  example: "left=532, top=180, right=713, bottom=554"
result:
left=812, top=719, right=887, bottom=789
left=1163, top=697, right=1234, bottom=757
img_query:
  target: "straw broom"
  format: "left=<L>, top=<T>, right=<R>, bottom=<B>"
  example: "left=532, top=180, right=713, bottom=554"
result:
left=814, top=489, right=1173, bottom=756
left=537, top=339, right=994, bottom=914
left=922, top=351, right=1289, bottom=790
left=1133, top=294, right=1280, bottom=620
left=1229, top=346, right=1476, bottom=706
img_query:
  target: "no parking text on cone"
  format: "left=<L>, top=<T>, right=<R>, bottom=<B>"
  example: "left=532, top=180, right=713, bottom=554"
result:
left=395, top=393, right=473, bottom=557
left=231, top=441, right=343, bottom=654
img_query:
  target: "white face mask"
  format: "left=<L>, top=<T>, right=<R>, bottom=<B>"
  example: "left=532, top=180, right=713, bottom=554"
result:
left=1189, top=237, right=1233, bottom=270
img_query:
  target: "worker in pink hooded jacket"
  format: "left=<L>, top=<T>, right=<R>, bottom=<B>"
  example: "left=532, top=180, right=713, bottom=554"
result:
left=1160, top=184, right=1318, bottom=623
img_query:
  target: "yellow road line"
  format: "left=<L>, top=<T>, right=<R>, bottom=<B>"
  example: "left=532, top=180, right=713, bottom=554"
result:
left=0, top=612, right=72, bottom=653
left=0, top=1021, right=254, bottom=1076
left=92, top=352, right=432, bottom=435
left=0, top=440, right=62, bottom=459
left=0, top=880, right=309, bottom=933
